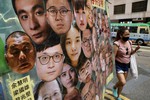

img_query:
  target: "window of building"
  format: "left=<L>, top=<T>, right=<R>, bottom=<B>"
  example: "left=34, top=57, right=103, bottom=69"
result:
left=129, top=27, right=138, bottom=33
left=114, top=4, right=125, bottom=14
left=132, top=0, right=147, bottom=12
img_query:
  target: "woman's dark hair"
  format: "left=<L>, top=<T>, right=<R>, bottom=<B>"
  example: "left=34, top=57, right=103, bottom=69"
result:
left=34, top=81, right=45, bottom=100
left=76, top=57, right=88, bottom=72
left=72, top=0, right=85, bottom=11
left=115, top=27, right=128, bottom=41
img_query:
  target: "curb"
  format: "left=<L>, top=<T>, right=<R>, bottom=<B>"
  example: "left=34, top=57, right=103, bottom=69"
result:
left=104, top=89, right=130, bottom=100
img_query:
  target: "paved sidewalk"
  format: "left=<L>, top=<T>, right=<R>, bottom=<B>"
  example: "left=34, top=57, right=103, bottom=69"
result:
left=104, top=89, right=130, bottom=100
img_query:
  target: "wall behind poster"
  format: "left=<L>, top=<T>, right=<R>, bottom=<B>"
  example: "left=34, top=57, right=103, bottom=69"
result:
left=0, top=0, right=114, bottom=100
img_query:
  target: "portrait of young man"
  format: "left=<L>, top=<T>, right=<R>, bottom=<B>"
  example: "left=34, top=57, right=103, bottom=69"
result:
left=82, top=28, right=93, bottom=58
left=5, top=31, right=36, bottom=74
left=44, top=0, right=73, bottom=35
left=77, top=58, right=96, bottom=100
left=11, top=0, right=51, bottom=45
left=36, top=36, right=65, bottom=82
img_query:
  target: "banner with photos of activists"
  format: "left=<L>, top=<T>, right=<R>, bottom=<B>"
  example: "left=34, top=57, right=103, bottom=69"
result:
left=0, top=0, right=113, bottom=100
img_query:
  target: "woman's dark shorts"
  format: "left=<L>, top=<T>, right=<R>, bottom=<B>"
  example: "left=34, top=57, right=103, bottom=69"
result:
left=115, top=60, right=130, bottom=73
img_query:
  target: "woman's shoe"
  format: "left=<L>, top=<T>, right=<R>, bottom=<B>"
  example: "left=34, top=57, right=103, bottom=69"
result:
left=112, top=87, right=118, bottom=97
left=117, top=97, right=122, bottom=100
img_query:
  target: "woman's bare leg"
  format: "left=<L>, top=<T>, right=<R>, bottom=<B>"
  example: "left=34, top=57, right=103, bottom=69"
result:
left=114, top=72, right=128, bottom=98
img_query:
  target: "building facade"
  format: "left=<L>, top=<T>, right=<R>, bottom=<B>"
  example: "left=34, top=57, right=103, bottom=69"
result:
left=108, top=0, right=150, bottom=23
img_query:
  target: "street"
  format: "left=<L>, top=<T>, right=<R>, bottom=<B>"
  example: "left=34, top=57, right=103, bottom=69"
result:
left=106, top=44, right=150, bottom=100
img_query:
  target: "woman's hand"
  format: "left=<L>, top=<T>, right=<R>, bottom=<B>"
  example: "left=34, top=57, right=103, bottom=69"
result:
left=135, top=45, right=140, bottom=52
left=131, top=45, right=140, bottom=55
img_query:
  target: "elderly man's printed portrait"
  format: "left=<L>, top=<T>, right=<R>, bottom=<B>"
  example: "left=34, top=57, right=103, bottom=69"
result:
left=5, top=31, right=36, bottom=74
left=34, top=79, right=63, bottom=100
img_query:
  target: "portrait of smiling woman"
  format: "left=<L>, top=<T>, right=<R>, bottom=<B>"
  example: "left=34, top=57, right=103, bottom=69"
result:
left=61, top=24, right=85, bottom=68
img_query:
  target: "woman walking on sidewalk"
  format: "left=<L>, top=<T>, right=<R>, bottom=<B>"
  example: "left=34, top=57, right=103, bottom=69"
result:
left=113, top=27, right=140, bottom=100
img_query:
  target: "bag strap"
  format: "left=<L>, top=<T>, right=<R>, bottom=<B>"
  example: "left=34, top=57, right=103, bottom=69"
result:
left=128, top=40, right=132, bottom=45
left=128, top=40, right=132, bottom=56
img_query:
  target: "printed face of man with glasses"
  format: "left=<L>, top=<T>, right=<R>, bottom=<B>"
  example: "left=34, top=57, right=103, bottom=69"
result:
left=78, top=59, right=92, bottom=83
left=82, top=29, right=93, bottom=58
left=36, top=44, right=65, bottom=82
left=45, top=0, right=73, bottom=35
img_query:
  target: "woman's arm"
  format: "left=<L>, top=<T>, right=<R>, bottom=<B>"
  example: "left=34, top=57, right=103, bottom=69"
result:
left=113, top=44, right=119, bottom=58
left=131, top=45, right=140, bottom=55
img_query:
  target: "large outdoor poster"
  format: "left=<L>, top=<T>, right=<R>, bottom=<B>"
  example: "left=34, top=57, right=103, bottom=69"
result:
left=0, top=0, right=113, bottom=100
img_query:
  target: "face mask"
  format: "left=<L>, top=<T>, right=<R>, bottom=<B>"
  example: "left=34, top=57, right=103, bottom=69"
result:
left=122, top=37, right=129, bottom=41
